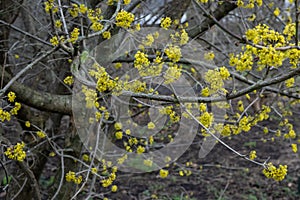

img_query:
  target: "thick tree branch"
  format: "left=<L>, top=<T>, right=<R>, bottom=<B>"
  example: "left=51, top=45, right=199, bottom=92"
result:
left=1, top=67, right=72, bottom=114
left=188, top=0, right=237, bottom=38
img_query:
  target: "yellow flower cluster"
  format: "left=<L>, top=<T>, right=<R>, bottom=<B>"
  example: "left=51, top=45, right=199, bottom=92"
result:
left=50, top=36, right=59, bottom=46
left=5, top=142, right=26, bottom=162
left=229, top=51, right=253, bottom=71
left=159, top=169, right=169, bottom=178
left=147, top=122, right=155, bottom=129
left=87, top=8, right=102, bottom=23
left=1, top=108, right=12, bottom=122
left=249, top=150, right=257, bottom=160
left=69, top=28, right=80, bottom=44
left=65, top=171, right=82, bottom=184
left=198, top=112, right=214, bottom=128
left=143, top=33, right=155, bottom=46
left=262, top=163, right=287, bottom=181
left=236, top=0, right=263, bottom=8
left=68, top=3, right=87, bottom=17
left=170, top=29, right=189, bottom=45
left=164, top=64, right=182, bottom=84
left=133, top=51, right=163, bottom=77
left=285, top=77, right=294, bottom=88
left=89, top=63, right=118, bottom=92
left=115, top=10, right=134, bottom=28
left=63, top=76, right=74, bottom=85
left=91, top=22, right=104, bottom=32
left=82, top=86, right=98, bottom=108
left=204, top=51, right=215, bottom=60
left=164, top=45, right=181, bottom=63
left=102, top=31, right=111, bottom=39
left=7, top=91, right=16, bottom=102
left=283, top=23, right=296, bottom=41
left=159, top=105, right=180, bottom=123
left=9, top=102, right=21, bottom=116
left=204, top=67, right=229, bottom=95
left=44, top=0, right=58, bottom=14
left=291, top=143, right=297, bottom=153
left=134, top=51, right=150, bottom=69
left=123, top=80, right=146, bottom=92
left=160, top=17, right=172, bottom=30
left=101, top=171, right=117, bottom=187
left=37, top=130, right=46, bottom=138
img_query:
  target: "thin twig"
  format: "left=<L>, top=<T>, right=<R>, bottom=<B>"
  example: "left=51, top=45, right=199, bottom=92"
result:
left=0, top=20, right=52, bottom=46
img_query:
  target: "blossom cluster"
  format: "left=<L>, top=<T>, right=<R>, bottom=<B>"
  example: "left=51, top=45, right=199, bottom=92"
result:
left=4, top=142, right=26, bottom=162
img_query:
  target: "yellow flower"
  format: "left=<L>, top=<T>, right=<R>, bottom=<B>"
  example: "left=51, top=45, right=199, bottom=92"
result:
left=147, top=122, right=155, bottom=129
left=249, top=150, right=257, bottom=160
left=115, top=131, right=123, bottom=139
left=115, top=10, right=134, bottom=28
left=111, top=185, right=118, bottom=192
left=7, top=91, right=16, bottom=102
left=114, top=122, right=122, bottom=130
left=237, top=100, right=244, bottom=112
left=65, top=171, right=75, bottom=182
left=63, top=76, right=74, bottom=85
left=102, top=31, right=111, bottom=39
left=164, top=45, right=181, bottom=63
left=4, top=142, right=26, bottom=162
left=55, top=20, right=62, bottom=28
left=201, top=87, right=210, bottom=97
left=291, top=143, right=297, bottom=153
left=123, top=0, right=131, bottom=5
left=114, top=62, right=122, bottom=69
left=25, top=121, right=31, bottom=127
left=79, top=4, right=87, bottom=14
left=204, top=51, right=215, bottom=60
left=136, top=145, right=145, bottom=154
left=160, top=17, right=172, bottom=29
left=69, top=28, right=80, bottom=43
left=37, top=131, right=46, bottom=138
left=274, top=7, right=280, bottom=16
left=159, top=169, right=169, bottom=178
left=143, top=159, right=153, bottom=167
left=285, top=78, right=294, bottom=88
left=248, top=14, right=256, bottom=21
left=263, top=163, right=287, bottom=181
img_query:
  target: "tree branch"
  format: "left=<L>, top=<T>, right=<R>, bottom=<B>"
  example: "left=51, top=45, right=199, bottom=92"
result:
left=188, top=0, right=237, bottom=38
left=1, top=67, right=72, bottom=114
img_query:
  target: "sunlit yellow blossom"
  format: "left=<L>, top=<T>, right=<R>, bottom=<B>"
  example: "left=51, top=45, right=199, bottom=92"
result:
left=160, top=17, right=172, bottom=29
left=115, top=131, right=123, bottom=139
left=37, top=130, right=46, bottom=138
left=7, top=91, right=16, bottom=102
left=164, top=45, right=181, bottom=63
left=159, top=169, right=169, bottom=178
left=274, top=7, right=280, bottom=16
left=116, top=10, right=134, bottom=28
left=102, top=31, right=111, bottom=39
left=55, top=20, right=62, bottom=28
left=249, top=150, right=257, bottom=160
left=50, top=36, right=59, bottom=46
left=63, top=76, right=74, bottom=85
left=111, top=185, right=118, bottom=192
left=291, top=143, right=297, bottom=153
left=137, top=145, right=145, bottom=154
left=4, top=142, right=26, bottom=162
left=263, top=163, right=287, bottom=181
left=285, top=78, right=294, bottom=88
left=147, top=122, right=155, bottom=129
left=79, top=4, right=87, bottom=14
left=25, top=121, right=31, bottom=128
left=204, top=51, right=215, bottom=60
left=69, top=28, right=80, bottom=43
